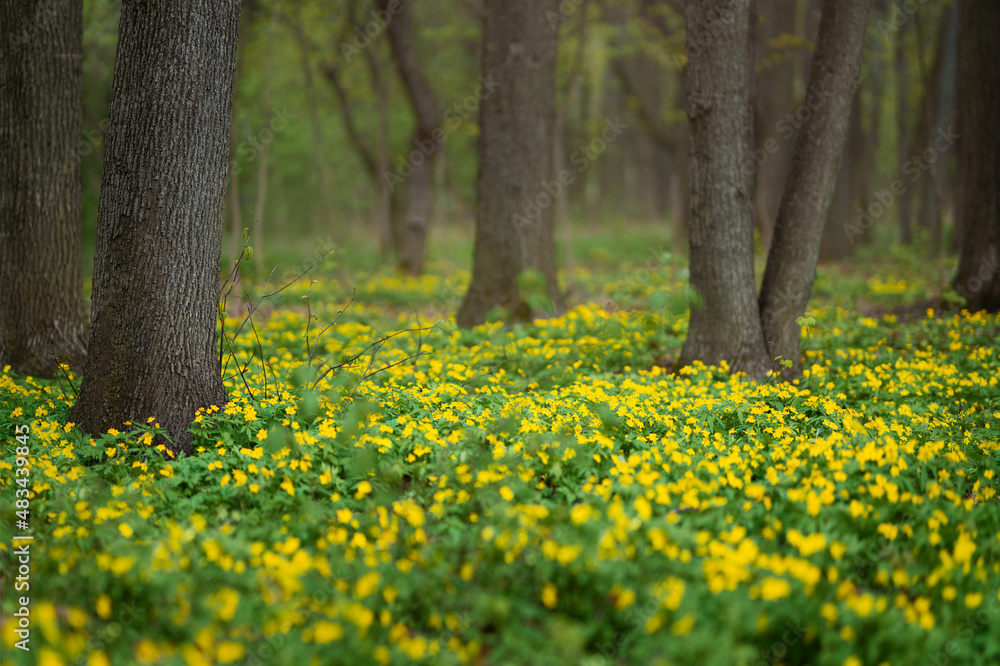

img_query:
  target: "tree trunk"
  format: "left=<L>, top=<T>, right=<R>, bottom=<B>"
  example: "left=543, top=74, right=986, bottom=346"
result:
left=556, top=14, right=587, bottom=280
left=896, top=17, right=913, bottom=244
left=798, top=0, right=823, bottom=97
left=676, top=0, right=770, bottom=378
left=913, top=9, right=949, bottom=249
left=368, top=45, right=394, bottom=260
left=226, top=0, right=251, bottom=273
left=227, top=127, right=243, bottom=273
left=70, top=0, right=238, bottom=455
left=940, top=3, right=959, bottom=252
left=821, top=89, right=864, bottom=260
left=953, top=0, right=1000, bottom=312
left=0, top=0, right=88, bottom=377
left=252, top=4, right=279, bottom=276
left=379, top=0, right=442, bottom=276
left=759, top=0, right=870, bottom=372
left=291, top=7, right=336, bottom=229
left=457, top=0, right=562, bottom=327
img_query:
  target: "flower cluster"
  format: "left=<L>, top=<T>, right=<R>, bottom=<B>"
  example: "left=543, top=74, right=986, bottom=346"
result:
left=1, top=267, right=998, bottom=666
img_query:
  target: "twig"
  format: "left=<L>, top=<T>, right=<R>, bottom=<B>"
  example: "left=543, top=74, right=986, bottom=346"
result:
left=49, top=351, right=78, bottom=400
left=243, top=289, right=269, bottom=400
left=766, top=341, right=783, bottom=385
left=461, top=355, right=512, bottom=389
left=310, top=326, right=434, bottom=390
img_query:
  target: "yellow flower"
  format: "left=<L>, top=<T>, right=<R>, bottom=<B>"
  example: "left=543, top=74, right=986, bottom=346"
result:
left=541, top=583, right=558, bottom=609
left=614, top=588, right=636, bottom=610
left=280, top=477, right=295, bottom=496
left=877, top=523, right=898, bottom=541
left=88, top=653, right=111, bottom=666
left=256, top=428, right=268, bottom=441
left=499, top=486, right=514, bottom=501
left=38, top=649, right=64, bottom=666
left=216, top=641, right=245, bottom=663
left=760, top=578, right=791, bottom=601
left=355, top=480, right=372, bottom=500
left=966, top=592, right=983, bottom=608
left=119, top=523, right=133, bottom=538
left=96, top=594, right=111, bottom=620
left=953, top=532, right=976, bottom=564
left=671, top=613, right=695, bottom=636
left=135, top=639, right=160, bottom=663
left=356, top=571, right=380, bottom=598
left=821, top=603, right=838, bottom=624
left=313, top=621, right=344, bottom=643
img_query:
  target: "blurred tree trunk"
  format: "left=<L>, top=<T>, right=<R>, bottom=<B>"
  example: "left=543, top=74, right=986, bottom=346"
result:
left=821, top=90, right=864, bottom=260
left=291, top=7, right=336, bottom=229
left=676, top=0, right=770, bottom=378
left=70, top=0, right=239, bottom=455
left=227, top=1, right=250, bottom=274
left=953, top=0, right=1000, bottom=312
left=0, top=0, right=88, bottom=377
left=913, top=9, right=949, bottom=248
left=940, top=3, right=960, bottom=251
left=370, top=47, right=394, bottom=261
left=797, top=0, right=822, bottom=97
left=457, top=0, right=562, bottom=327
left=321, top=7, right=395, bottom=259
left=759, top=0, right=870, bottom=373
left=896, top=17, right=913, bottom=244
left=583, top=57, right=604, bottom=227
left=555, top=15, right=587, bottom=280
left=252, top=4, right=280, bottom=275
left=379, top=0, right=442, bottom=276
left=227, top=129, right=244, bottom=274
left=753, top=0, right=797, bottom=252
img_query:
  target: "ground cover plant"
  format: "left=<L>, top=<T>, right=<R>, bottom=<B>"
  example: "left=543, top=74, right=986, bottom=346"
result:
left=2, top=239, right=999, bottom=666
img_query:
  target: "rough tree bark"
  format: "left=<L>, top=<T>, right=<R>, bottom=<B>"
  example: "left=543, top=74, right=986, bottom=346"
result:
left=759, top=0, right=870, bottom=372
left=457, top=0, right=562, bottom=327
left=70, top=0, right=239, bottom=455
left=676, top=0, right=770, bottom=377
left=378, top=0, right=442, bottom=276
left=953, top=0, right=1000, bottom=312
left=0, top=0, right=88, bottom=377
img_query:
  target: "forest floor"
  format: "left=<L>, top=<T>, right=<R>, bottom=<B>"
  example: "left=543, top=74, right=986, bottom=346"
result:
left=2, top=227, right=999, bottom=665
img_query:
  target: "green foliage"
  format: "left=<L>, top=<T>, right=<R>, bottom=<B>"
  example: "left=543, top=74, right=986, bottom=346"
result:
left=2, top=247, right=999, bottom=665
